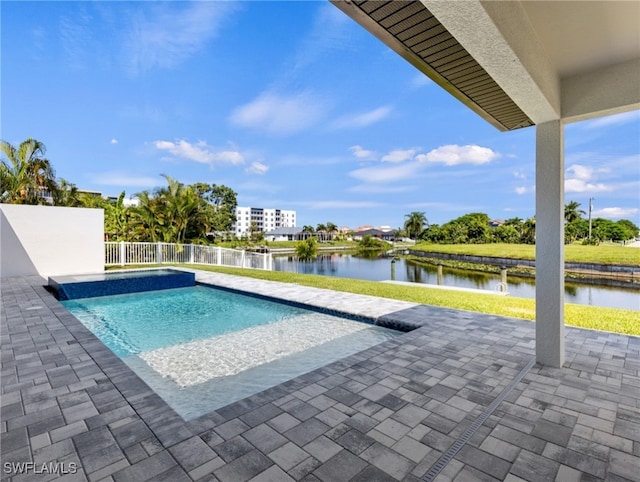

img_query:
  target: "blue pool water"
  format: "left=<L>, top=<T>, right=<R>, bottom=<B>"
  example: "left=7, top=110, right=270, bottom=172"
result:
left=62, top=286, right=310, bottom=357
left=62, top=284, right=401, bottom=419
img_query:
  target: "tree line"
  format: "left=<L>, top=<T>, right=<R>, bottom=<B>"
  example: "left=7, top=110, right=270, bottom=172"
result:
left=402, top=205, right=638, bottom=245
left=3, top=138, right=637, bottom=247
left=1, top=138, right=238, bottom=244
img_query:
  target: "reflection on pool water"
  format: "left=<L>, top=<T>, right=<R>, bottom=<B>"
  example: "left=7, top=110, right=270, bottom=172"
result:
left=63, top=285, right=400, bottom=420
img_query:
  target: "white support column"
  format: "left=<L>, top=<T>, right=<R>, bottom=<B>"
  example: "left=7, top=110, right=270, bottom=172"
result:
left=535, top=120, right=565, bottom=367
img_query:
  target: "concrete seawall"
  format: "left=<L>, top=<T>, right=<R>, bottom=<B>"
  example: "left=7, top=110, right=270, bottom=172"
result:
left=406, top=250, right=640, bottom=280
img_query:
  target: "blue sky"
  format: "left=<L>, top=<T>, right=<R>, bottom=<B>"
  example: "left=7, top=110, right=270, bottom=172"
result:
left=2, top=1, right=639, bottom=229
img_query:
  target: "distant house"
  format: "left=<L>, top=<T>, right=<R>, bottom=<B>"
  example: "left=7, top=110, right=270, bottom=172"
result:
left=264, top=227, right=304, bottom=242
left=490, top=219, right=505, bottom=228
left=354, top=225, right=374, bottom=232
left=264, top=227, right=336, bottom=242
left=351, top=228, right=395, bottom=242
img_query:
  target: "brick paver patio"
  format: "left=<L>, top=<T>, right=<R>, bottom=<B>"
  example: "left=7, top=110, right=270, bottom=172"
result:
left=1, top=271, right=638, bottom=481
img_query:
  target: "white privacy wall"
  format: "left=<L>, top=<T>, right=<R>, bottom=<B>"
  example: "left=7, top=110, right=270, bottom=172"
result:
left=0, top=204, right=104, bottom=278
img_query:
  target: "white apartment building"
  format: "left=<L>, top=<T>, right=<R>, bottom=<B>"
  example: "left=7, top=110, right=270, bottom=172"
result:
left=233, top=207, right=296, bottom=237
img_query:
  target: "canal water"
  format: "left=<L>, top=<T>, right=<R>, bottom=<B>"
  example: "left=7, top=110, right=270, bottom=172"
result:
left=273, top=253, right=639, bottom=310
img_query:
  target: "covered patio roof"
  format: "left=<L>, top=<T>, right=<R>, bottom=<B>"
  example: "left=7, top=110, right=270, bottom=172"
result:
left=331, top=0, right=640, bottom=129
left=332, top=0, right=640, bottom=367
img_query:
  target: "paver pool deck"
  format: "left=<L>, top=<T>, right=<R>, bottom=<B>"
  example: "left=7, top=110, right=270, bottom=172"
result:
left=1, top=270, right=639, bottom=481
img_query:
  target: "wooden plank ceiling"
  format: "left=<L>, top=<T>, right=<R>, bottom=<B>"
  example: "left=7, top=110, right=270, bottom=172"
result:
left=339, top=1, right=534, bottom=131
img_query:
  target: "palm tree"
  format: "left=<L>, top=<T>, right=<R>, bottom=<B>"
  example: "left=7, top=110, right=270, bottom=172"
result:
left=0, top=138, right=58, bottom=204
left=104, top=192, right=130, bottom=241
left=564, top=201, right=586, bottom=223
left=130, top=190, right=163, bottom=242
left=404, top=211, right=428, bottom=240
left=52, top=178, right=81, bottom=207
left=522, top=217, right=536, bottom=244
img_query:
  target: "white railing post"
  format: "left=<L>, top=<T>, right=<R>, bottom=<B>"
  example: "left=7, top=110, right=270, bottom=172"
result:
left=217, top=247, right=222, bottom=266
left=241, top=250, right=246, bottom=268
left=190, top=244, right=194, bottom=264
left=120, top=241, right=126, bottom=266
left=157, top=242, right=163, bottom=264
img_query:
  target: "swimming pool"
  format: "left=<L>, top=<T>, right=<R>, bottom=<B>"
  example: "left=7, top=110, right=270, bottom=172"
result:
left=62, top=284, right=401, bottom=420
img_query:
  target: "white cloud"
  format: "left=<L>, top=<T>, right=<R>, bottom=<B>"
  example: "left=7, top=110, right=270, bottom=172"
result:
left=246, top=161, right=269, bottom=175
left=513, top=169, right=526, bottom=179
left=59, top=8, right=94, bottom=69
left=349, top=162, right=422, bottom=183
left=297, top=200, right=386, bottom=209
left=88, top=172, right=160, bottom=188
left=381, top=149, right=417, bottom=163
left=417, top=144, right=499, bottom=166
left=515, top=186, right=533, bottom=195
left=584, top=111, right=640, bottom=129
left=565, top=164, right=612, bottom=193
left=236, top=180, right=281, bottom=194
left=229, top=91, right=329, bottom=135
left=290, top=3, right=353, bottom=75
left=564, top=179, right=613, bottom=193
left=277, top=154, right=342, bottom=167
left=349, top=145, right=376, bottom=160
left=409, top=73, right=432, bottom=89
left=154, top=139, right=244, bottom=166
left=331, top=106, right=392, bottom=129
left=566, top=164, right=596, bottom=181
left=564, top=179, right=612, bottom=193
left=347, top=184, right=414, bottom=194
left=110, top=138, right=118, bottom=144
left=592, top=207, right=639, bottom=219
left=126, top=2, right=236, bottom=76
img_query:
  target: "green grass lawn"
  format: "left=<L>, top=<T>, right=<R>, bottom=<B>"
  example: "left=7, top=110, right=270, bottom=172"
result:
left=147, top=264, right=638, bottom=336
left=412, top=243, right=640, bottom=266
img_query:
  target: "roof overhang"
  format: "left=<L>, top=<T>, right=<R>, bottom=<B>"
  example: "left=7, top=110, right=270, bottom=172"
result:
left=331, top=0, right=640, bottom=130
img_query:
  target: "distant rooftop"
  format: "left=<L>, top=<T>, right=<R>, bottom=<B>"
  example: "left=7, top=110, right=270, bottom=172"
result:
left=264, top=226, right=303, bottom=236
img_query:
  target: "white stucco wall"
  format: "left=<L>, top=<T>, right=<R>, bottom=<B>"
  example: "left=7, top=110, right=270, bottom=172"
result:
left=0, top=204, right=104, bottom=278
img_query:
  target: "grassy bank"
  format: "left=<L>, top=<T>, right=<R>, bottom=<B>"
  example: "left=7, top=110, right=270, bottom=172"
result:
left=146, top=264, right=639, bottom=336
left=411, top=243, right=640, bottom=266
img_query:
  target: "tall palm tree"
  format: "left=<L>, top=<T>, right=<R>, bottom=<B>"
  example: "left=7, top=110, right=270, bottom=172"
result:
left=104, top=192, right=130, bottom=241
left=404, top=211, right=428, bottom=240
left=0, top=138, right=58, bottom=204
left=522, top=217, right=536, bottom=244
left=130, top=190, right=163, bottom=242
left=326, top=222, right=338, bottom=232
left=564, top=201, right=586, bottom=223
left=52, top=178, right=81, bottom=207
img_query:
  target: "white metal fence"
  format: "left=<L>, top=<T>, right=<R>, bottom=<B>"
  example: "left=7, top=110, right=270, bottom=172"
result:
left=105, top=242, right=273, bottom=270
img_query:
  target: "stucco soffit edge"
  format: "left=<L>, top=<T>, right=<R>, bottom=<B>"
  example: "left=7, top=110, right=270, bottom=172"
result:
left=423, top=0, right=560, bottom=124
left=561, top=58, right=640, bottom=124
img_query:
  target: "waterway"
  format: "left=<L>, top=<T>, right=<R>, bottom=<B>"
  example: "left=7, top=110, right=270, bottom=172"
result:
left=273, top=252, right=639, bottom=310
